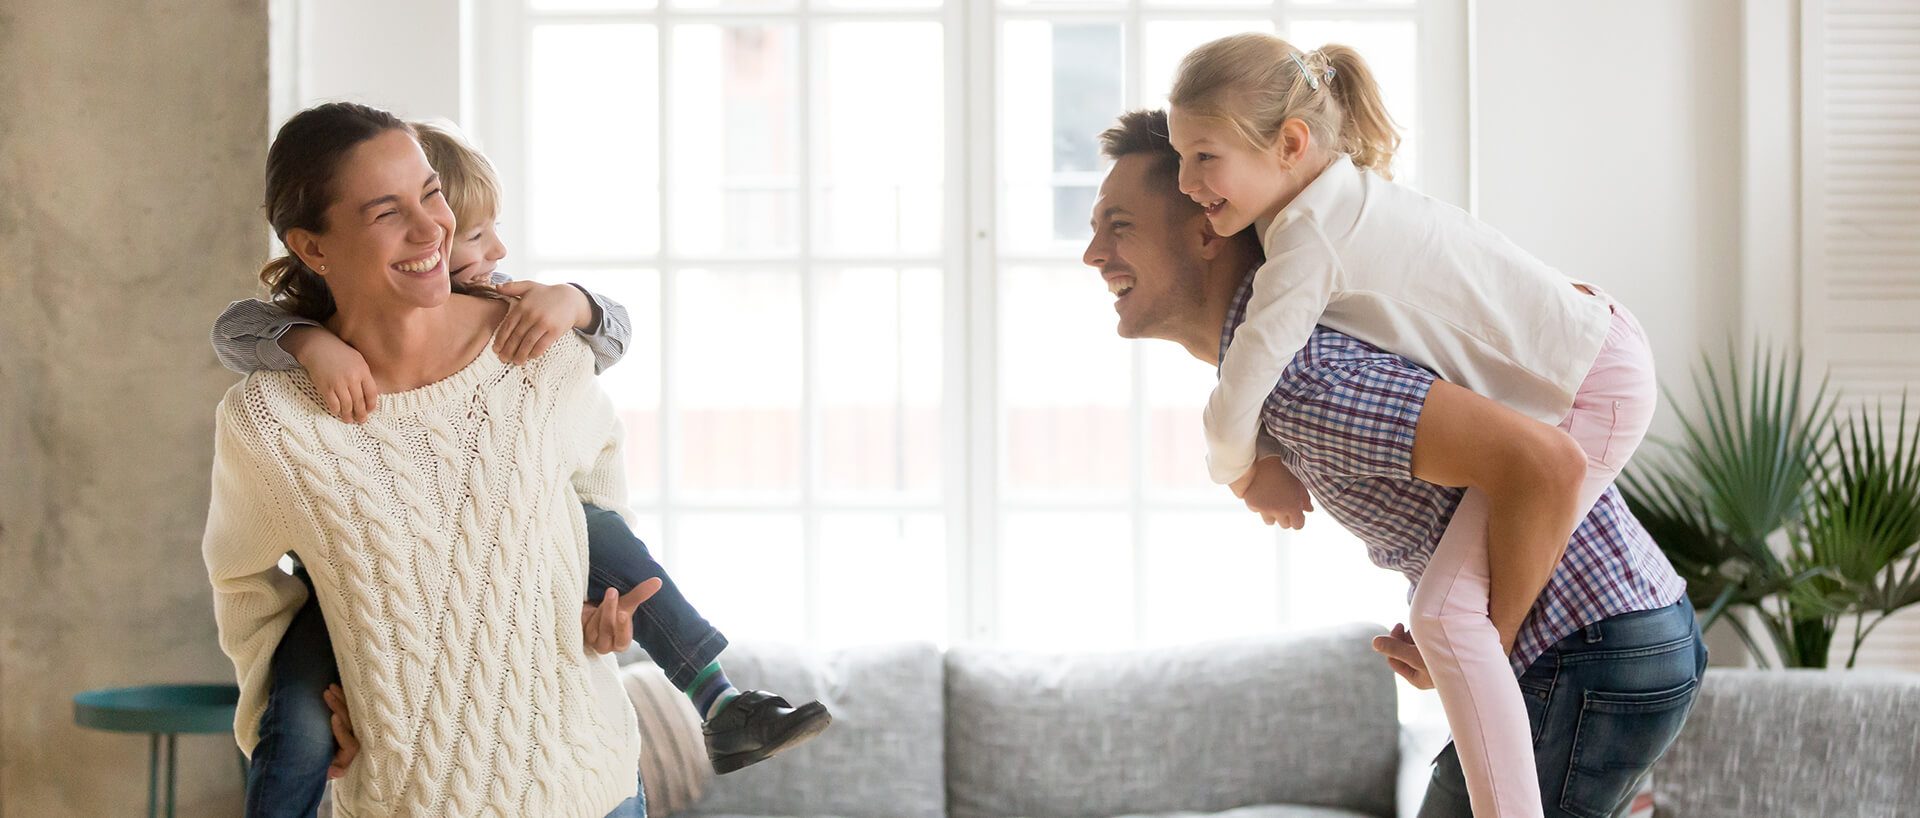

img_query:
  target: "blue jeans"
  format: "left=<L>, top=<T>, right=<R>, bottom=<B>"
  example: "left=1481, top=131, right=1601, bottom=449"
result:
left=244, top=504, right=721, bottom=817
left=1417, top=597, right=1708, bottom=818
left=604, top=780, right=648, bottom=818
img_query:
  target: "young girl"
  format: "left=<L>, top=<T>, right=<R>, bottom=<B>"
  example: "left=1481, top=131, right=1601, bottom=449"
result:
left=1167, top=34, right=1657, bottom=818
left=215, top=120, right=830, bottom=816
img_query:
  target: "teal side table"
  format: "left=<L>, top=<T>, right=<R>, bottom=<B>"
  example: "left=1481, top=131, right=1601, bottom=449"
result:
left=73, top=683, right=246, bottom=818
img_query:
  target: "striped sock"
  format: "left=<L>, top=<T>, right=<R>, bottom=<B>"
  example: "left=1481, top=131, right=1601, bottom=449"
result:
left=683, top=661, right=740, bottom=721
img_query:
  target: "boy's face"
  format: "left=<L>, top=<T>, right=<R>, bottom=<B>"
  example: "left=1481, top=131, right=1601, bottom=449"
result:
left=449, top=215, right=508, bottom=287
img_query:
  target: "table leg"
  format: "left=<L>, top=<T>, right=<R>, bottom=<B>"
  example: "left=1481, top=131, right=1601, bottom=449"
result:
left=165, top=733, right=178, bottom=818
left=147, top=733, right=159, bottom=818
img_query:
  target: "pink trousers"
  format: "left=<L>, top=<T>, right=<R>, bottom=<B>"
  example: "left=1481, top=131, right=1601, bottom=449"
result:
left=1407, top=297, right=1656, bottom=817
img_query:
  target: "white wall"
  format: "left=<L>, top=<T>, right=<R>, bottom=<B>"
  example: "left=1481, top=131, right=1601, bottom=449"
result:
left=1472, top=0, right=1745, bottom=439
left=283, top=0, right=466, bottom=124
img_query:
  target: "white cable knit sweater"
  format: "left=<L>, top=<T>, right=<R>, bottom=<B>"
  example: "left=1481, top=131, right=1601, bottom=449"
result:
left=202, top=333, right=641, bottom=818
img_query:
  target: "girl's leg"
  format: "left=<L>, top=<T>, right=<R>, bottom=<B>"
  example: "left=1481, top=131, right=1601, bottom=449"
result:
left=1557, top=302, right=1657, bottom=521
left=581, top=505, right=728, bottom=689
left=245, top=567, right=340, bottom=818
left=1410, top=489, right=1543, bottom=818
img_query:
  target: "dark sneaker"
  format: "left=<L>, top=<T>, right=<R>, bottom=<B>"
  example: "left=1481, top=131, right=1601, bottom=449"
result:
left=702, top=690, right=833, bottom=775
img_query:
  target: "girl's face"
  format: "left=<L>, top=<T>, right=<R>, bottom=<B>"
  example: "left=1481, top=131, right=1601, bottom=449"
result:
left=1167, top=106, right=1303, bottom=238
left=449, top=217, right=508, bottom=287
left=291, top=130, right=457, bottom=312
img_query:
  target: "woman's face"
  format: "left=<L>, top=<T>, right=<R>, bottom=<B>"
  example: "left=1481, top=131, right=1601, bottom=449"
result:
left=294, top=129, right=457, bottom=312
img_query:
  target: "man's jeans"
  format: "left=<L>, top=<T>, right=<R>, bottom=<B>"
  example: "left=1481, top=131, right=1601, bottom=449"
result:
left=1417, top=596, right=1707, bottom=818
left=244, top=505, right=724, bottom=817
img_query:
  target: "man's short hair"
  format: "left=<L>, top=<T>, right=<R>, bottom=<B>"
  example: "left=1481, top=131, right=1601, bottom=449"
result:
left=1097, top=109, right=1190, bottom=210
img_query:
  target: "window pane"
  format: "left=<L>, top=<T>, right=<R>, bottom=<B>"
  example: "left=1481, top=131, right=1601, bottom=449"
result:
left=671, top=269, right=802, bottom=497
left=817, top=22, right=944, bottom=255
left=672, top=0, right=794, bottom=9
left=1141, top=19, right=1273, bottom=107
left=1287, top=19, right=1419, bottom=187
left=529, top=25, right=659, bottom=258
left=669, top=514, right=806, bottom=643
left=819, top=0, right=941, bottom=8
left=671, top=25, right=801, bottom=255
left=1141, top=512, right=1282, bottom=643
left=816, top=267, right=944, bottom=498
left=531, top=0, right=656, bottom=10
left=1285, top=514, right=1411, bottom=630
left=999, top=266, right=1133, bottom=499
left=818, top=513, right=947, bottom=645
left=538, top=269, right=663, bottom=501
left=999, top=512, right=1133, bottom=649
left=1000, top=21, right=1121, bottom=254
left=1141, top=340, right=1218, bottom=497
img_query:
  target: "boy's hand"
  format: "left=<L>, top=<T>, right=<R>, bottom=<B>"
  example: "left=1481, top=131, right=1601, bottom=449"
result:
left=493, top=281, right=594, bottom=365
left=1239, top=455, right=1315, bottom=529
left=1372, top=623, right=1435, bottom=689
left=580, top=578, right=664, bottom=655
left=285, top=326, right=379, bottom=423
left=322, top=683, right=360, bottom=779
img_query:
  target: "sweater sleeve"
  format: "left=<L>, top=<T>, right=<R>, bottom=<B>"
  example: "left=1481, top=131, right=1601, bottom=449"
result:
left=489, top=271, right=633, bottom=375
left=1203, top=228, right=1339, bottom=484
left=200, top=389, right=311, bottom=755
left=211, top=299, right=322, bottom=374
left=570, top=377, right=638, bottom=526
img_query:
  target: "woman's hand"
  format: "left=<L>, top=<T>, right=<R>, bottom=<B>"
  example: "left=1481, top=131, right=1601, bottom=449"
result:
left=286, top=327, right=379, bottom=423
left=322, top=683, right=361, bottom=779
left=1238, top=455, right=1315, bottom=529
left=1371, top=623, right=1434, bottom=689
left=580, top=578, right=664, bottom=655
left=493, top=281, right=595, bottom=365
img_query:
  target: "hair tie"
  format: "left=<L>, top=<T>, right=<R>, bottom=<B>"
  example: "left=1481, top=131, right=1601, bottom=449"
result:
left=1289, top=52, right=1320, bottom=91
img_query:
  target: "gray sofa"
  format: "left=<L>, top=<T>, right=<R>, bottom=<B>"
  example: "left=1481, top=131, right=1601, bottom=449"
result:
left=641, top=624, right=1920, bottom=818
left=667, top=624, right=1404, bottom=818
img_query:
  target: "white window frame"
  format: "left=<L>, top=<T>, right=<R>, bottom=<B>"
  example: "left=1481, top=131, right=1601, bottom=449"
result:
left=467, top=0, right=1468, bottom=648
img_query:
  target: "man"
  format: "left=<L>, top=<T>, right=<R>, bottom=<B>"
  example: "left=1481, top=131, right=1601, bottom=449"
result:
left=1082, top=109, right=1706, bottom=818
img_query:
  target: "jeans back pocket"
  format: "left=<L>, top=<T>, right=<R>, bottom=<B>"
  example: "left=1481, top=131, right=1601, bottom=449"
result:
left=1559, top=677, right=1699, bottom=818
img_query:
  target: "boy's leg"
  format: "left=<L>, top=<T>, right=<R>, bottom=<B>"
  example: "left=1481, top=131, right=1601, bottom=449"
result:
left=580, top=504, right=832, bottom=774
left=246, top=567, right=341, bottom=818
left=580, top=505, right=727, bottom=688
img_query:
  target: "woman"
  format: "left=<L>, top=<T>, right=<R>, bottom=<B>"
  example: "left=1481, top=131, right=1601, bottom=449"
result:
left=203, top=102, right=647, bottom=817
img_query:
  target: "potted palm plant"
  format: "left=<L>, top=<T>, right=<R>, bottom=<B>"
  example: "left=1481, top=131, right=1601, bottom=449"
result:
left=1620, top=345, right=1920, bottom=668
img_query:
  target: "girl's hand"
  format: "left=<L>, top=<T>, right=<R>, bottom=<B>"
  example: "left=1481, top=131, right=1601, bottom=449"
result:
left=1239, top=455, right=1315, bottom=529
left=286, top=327, right=379, bottom=423
left=580, top=578, right=664, bottom=655
left=322, top=683, right=361, bottom=779
left=493, top=280, right=594, bottom=365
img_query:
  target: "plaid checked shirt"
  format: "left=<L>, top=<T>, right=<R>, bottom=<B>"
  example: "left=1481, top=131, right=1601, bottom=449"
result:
left=1222, top=272, right=1687, bottom=674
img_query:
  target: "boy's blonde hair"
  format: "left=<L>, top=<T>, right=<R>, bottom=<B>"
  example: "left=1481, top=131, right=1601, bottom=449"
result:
left=1169, top=33, right=1400, bottom=179
left=411, top=120, right=501, bottom=231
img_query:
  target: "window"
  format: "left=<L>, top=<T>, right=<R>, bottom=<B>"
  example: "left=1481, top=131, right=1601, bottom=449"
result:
left=471, top=0, right=1459, bottom=649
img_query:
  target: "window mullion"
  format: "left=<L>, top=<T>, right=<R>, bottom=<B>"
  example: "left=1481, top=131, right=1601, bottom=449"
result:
left=962, top=0, right=1002, bottom=645
left=657, top=9, right=679, bottom=568
left=800, top=7, right=824, bottom=646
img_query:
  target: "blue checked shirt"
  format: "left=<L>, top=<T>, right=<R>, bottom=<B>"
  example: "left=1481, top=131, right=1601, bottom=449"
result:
left=1223, top=272, right=1687, bottom=674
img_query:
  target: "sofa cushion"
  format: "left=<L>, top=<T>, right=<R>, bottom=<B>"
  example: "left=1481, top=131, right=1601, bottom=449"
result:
left=946, top=623, right=1399, bottom=818
left=1651, top=668, right=1920, bottom=817
left=680, top=641, right=947, bottom=818
left=1116, top=806, right=1385, bottom=818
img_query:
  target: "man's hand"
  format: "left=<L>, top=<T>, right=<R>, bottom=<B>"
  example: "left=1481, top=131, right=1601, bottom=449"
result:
left=493, top=281, right=594, bottom=365
left=322, top=683, right=360, bottom=780
left=1371, top=623, right=1434, bottom=689
left=1239, top=455, right=1315, bottom=529
left=285, top=327, right=378, bottom=423
left=580, top=578, right=664, bottom=655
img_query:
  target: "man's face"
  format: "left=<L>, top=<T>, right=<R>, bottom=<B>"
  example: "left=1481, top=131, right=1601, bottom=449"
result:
left=1081, top=154, right=1209, bottom=340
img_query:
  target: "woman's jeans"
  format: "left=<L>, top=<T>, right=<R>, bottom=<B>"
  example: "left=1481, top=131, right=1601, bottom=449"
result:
left=244, top=504, right=721, bottom=817
left=1417, top=596, right=1708, bottom=818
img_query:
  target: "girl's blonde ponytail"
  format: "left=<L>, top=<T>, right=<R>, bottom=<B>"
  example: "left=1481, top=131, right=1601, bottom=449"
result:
left=1318, top=44, right=1400, bottom=179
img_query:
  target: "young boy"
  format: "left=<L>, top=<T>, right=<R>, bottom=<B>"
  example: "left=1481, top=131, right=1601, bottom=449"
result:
left=216, top=121, right=830, bottom=817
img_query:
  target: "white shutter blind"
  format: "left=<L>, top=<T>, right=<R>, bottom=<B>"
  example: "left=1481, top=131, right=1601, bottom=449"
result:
left=1802, top=0, right=1920, bottom=671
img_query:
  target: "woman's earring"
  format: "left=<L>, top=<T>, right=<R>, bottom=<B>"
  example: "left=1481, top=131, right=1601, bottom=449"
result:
left=317, top=265, right=327, bottom=273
